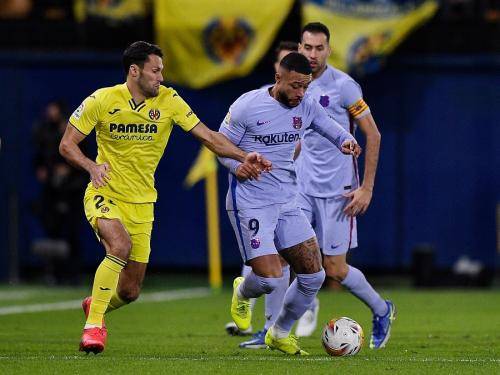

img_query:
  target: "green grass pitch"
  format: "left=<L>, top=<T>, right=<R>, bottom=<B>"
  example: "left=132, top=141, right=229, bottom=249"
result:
left=0, top=279, right=498, bottom=374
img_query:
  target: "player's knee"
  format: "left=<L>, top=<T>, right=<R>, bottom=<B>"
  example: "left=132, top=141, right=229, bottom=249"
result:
left=296, top=269, right=325, bottom=296
left=109, top=237, right=132, bottom=260
left=324, top=258, right=349, bottom=282
left=119, top=286, right=141, bottom=303
left=260, top=276, right=282, bottom=294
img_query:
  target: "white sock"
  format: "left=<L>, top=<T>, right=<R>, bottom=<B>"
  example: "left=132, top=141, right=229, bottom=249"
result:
left=270, top=324, right=290, bottom=339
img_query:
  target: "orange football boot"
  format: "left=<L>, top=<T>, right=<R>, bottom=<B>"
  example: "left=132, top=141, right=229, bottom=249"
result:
left=79, top=327, right=107, bottom=354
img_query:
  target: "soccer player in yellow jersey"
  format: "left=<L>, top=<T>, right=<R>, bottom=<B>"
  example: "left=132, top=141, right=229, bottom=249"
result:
left=59, top=41, right=271, bottom=354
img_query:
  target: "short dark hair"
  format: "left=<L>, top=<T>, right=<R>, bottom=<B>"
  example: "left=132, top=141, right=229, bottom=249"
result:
left=279, top=52, right=312, bottom=75
left=274, top=41, right=298, bottom=62
left=122, top=41, right=163, bottom=76
left=301, top=22, right=330, bottom=42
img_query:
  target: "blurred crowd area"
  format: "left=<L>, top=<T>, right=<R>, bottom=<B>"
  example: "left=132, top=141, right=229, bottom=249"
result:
left=0, top=0, right=498, bottom=53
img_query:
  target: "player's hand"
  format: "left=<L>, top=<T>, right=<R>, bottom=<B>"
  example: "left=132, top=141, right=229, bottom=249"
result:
left=235, top=163, right=260, bottom=181
left=341, top=140, right=362, bottom=157
left=89, top=162, right=111, bottom=189
left=343, top=186, right=372, bottom=217
left=244, top=152, right=272, bottom=172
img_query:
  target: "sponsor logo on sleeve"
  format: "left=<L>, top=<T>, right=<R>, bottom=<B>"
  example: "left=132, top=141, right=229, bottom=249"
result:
left=72, top=102, right=85, bottom=120
left=224, top=111, right=231, bottom=126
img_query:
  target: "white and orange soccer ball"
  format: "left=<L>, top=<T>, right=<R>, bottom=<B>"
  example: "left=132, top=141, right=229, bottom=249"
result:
left=321, top=317, right=364, bottom=356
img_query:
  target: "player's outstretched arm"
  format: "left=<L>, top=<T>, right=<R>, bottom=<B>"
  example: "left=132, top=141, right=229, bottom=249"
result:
left=343, top=113, right=381, bottom=217
left=59, top=123, right=110, bottom=189
left=190, top=121, right=272, bottom=171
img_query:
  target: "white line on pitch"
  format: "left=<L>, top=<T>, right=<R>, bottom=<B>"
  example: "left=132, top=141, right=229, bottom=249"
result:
left=0, top=287, right=211, bottom=316
left=0, top=356, right=498, bottom=363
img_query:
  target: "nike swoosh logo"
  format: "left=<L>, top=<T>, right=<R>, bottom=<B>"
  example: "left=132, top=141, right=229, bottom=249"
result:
left=331, top=244, right=341, bottom=250
left=257, top=120, right=270, bottom=126
left=108, top=109, right=120, bottom=115
left=173, top=93, right=178, bottom=97
left=99, top=287, right=111, bottom=291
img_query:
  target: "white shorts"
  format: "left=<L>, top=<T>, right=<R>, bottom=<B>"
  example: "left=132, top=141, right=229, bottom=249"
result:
left=227, top=200, right=315, bottom=263
left=297, top=191, right=357, bottom=256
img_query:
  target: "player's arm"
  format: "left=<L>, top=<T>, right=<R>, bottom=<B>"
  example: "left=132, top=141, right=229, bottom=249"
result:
left=341, top=81, right=381, bottom=217
left=309, top=101, right=361, bottom=157
left=190, top=122, right=271, bottom=179
left=59, top=124, right=110, bottom=189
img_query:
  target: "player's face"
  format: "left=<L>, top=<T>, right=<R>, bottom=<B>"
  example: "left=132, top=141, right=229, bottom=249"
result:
left=274, top=49, right=295, bottom=73
left=137, top=54, right=164, bottom=98
left=299, top=31, right=331, bottom=74
left=275, top=68, right=311, bottom=107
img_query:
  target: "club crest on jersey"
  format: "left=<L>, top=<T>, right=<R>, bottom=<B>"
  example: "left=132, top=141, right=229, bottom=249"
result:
left=319, top=95, right=330, bottom=107
left=149, top=109, right=160, bottom=121
left=292, top=116, right=302, bottom=129
left=250, top=238, right=261, bottom=249
left=101, top=207, right=109, bottom=214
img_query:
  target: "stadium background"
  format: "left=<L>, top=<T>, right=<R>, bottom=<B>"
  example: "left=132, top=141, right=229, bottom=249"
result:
left=0, top=0, right=498, bottom=286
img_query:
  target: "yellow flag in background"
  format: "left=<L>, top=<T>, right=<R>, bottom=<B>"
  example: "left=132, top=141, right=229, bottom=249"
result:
left=154, top=0, right=293, bottom=88
left=184, top=146, right=218, bottom=188
left=303, top=0, right=438, bottom=74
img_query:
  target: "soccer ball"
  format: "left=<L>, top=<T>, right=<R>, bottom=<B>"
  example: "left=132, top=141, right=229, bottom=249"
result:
left=321, top=317, right=364, bottom=356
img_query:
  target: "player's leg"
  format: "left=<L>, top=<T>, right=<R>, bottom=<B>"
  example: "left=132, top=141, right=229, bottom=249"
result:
left=86, top=218, right=130, bottom=328
left=239, top=256, right=289, bottom=349
left=106, top=228, right=152, bottom=312
left=265, top=203, right=325, bottom=355
left=295, top=192, right=320, bottom=337
left=322, top=196, right=395, bottom=349
left=227, top=206, right=284, bottom=331
left=225, top=263, right=255, bottom=336
left=80, top=217, right=130, bottom=354
left=107, top=259, right=147, bottom=312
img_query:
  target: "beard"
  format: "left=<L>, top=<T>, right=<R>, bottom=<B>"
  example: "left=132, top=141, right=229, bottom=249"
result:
left=277, top=89, right=300, bottom=108
left=138, top=76, right=159, bottom=98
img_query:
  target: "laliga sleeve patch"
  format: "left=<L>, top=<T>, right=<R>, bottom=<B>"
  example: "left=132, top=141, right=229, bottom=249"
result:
left=224, top=111, right=231, bottom=126
left=72, top=102, right=85, bottom=120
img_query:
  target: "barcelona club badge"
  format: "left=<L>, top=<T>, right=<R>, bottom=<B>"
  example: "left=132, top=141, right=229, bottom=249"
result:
left=292, top=116, right=302, bottom=130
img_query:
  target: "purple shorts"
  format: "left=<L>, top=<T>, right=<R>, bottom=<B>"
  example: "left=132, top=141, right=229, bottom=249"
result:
left=228, top=200, right=315, bottom=263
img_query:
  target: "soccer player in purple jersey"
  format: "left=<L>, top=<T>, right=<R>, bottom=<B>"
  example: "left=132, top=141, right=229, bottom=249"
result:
left=294, top=22, right=396, bottom=348
left=218, top=52, right=361, bottom=355
left=225, top=42, right=299, bottom=344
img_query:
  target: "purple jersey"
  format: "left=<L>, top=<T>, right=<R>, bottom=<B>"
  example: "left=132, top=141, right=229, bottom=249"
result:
left=218, top=87, right=355, bottom=210
left=296, top=65, right=370, bottom=197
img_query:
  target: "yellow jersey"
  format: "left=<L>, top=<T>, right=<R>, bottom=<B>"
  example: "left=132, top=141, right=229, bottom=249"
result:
left=70, top=83, right=200, bottom=203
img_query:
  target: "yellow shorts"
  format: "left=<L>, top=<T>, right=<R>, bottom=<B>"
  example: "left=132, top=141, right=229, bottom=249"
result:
left=84, top=188, right=154, bottom=263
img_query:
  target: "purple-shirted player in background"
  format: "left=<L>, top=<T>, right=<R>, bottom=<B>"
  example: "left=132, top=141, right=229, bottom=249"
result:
left=218, top=52, right=361, bottom=355
left=293, top=22, right=396, bottom=348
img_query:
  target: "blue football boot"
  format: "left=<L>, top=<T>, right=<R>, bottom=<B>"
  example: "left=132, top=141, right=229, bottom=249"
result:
left=370, top=300, right=396, bottom=349
left=239, top=329, right=268, bottom=349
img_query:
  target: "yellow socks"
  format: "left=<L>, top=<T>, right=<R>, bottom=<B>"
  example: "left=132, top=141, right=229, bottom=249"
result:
left=106, top=293, right=128, bottom=313
left=86, top=254, right=126, bottom=327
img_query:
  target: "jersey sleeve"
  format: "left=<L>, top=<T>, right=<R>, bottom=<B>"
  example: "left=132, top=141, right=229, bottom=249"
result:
left=217, top=102, right=247, bottom=173
left=341, top=80, right=370, bottom=119
left=69, top=91, right=103, bottom=135
left=309, top=99, right=356, bottom=150
left=171, top=91, right=201, bottom=132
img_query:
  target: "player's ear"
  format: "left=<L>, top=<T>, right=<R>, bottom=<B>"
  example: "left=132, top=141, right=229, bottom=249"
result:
left=275, top=72, right=281, bottom=84
left=130, top=64, right=140, bottom=77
